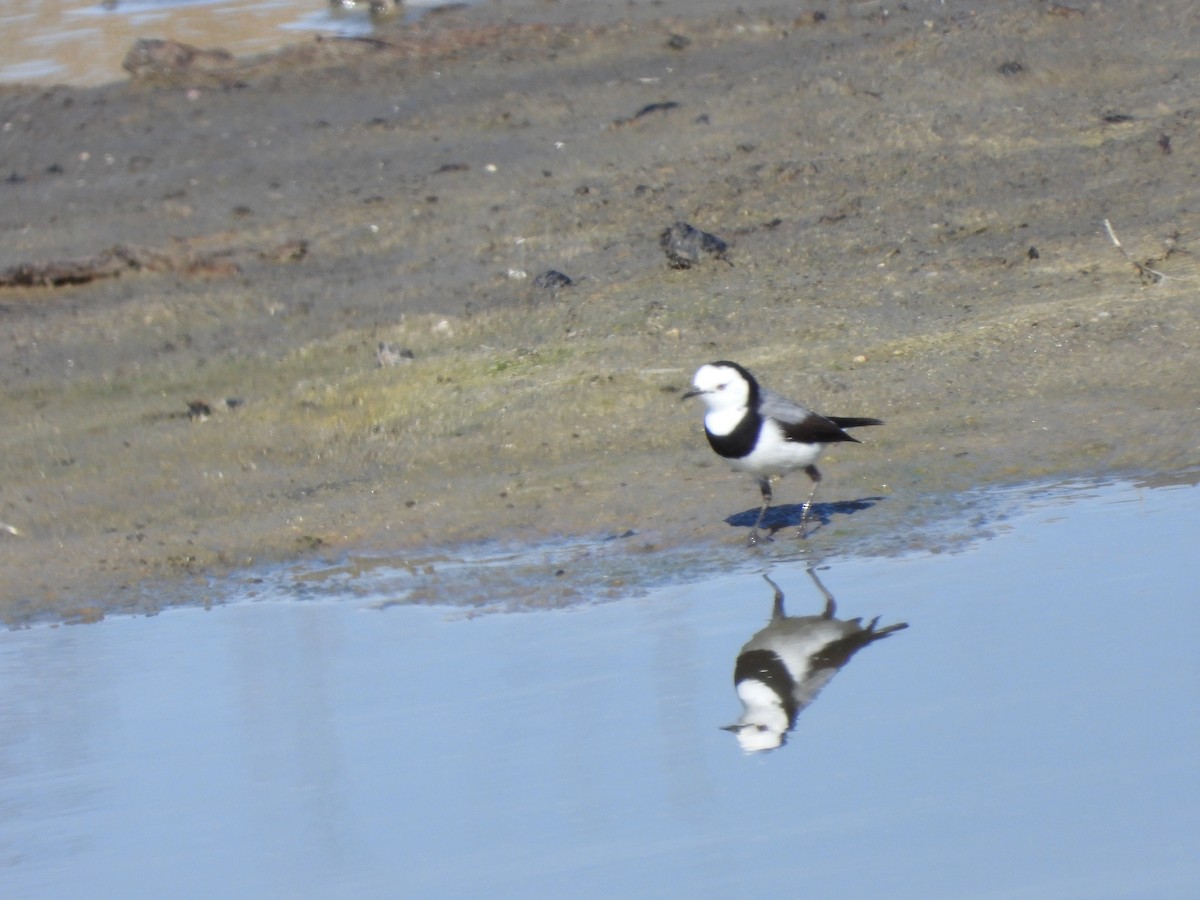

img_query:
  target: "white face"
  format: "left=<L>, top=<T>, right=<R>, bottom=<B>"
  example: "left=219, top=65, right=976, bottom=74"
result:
left=690, top=363, right=750, bottom=413
left=732, top=722, right=786, bottom=753
left=728, top=680, right=789, bottom=752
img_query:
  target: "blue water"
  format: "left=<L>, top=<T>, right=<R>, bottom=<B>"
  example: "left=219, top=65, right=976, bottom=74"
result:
left=2, top=477, right=1198, bottom=898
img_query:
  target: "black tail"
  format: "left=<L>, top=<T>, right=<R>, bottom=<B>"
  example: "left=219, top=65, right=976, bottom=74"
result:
left=811, top=619, right=907, bottom=669
left=828, top=416, right=883, bottom=429
left=866, top=618, right=909, bottom=639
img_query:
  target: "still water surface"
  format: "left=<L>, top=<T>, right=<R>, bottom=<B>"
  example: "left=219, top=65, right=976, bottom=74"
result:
left=0, top=0, right=442, bottom=86
left=2, top=477, right=1198, bottom=898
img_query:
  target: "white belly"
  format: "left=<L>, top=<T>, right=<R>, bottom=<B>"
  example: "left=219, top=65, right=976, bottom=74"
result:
left=725, top=418, right=825, bottom=477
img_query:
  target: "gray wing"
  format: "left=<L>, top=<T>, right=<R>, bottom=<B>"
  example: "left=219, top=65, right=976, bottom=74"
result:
left=760, top=387, right=862, bottom=444
left=758, top=387, right=816, bottom=426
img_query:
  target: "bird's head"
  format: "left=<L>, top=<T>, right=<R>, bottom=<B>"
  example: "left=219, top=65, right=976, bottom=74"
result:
left=681, top=361, right=757, bottom=413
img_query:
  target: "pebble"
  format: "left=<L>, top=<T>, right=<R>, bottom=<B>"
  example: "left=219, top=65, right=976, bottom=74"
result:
left=659, top=221, right=730, bottom=269
left=532, top=270, right=573, bottom=290
left=377, top=343, right=415, bottom=367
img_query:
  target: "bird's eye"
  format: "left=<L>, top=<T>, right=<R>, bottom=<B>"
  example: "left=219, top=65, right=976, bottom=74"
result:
left=755, top=724, right=768, bottom=732
left=716, top=383, right=727, bottom=391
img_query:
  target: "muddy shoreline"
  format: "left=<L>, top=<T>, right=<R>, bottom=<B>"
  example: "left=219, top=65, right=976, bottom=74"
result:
left=2, top=0, right=1198, bottom=623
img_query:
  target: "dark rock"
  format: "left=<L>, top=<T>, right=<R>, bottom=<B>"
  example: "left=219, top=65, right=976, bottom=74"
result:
left=659, top=221, right=730, bottom=269
left=532, top=270, right=573, bottom=290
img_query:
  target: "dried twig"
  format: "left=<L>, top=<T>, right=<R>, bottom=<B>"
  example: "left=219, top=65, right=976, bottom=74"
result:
left=1103, top=218, right=1176, bottom=284
left=0, top=238, right=307, bottom=290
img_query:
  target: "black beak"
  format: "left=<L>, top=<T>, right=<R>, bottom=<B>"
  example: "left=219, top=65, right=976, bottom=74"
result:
left=681, top=388, right=703, bottom=401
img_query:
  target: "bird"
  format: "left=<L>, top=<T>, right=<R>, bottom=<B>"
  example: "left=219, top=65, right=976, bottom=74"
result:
left=682, top=360, right=882, bottom=543
left=723, top=572, right=908, bottom=753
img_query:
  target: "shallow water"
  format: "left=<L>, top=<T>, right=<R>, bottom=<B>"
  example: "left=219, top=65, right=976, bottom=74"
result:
left=2, top=477, right=1198, bottom=897
left=0, top=0, right=439, bottom=86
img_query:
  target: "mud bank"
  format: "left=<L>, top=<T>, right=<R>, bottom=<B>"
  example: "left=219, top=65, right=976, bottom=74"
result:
left=1, top=0, right=1198, bottom=622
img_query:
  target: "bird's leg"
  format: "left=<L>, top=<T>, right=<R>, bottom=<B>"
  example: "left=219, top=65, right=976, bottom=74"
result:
left=805, top=566, right=837, bottom=618
left=796, top=465, right=822, bottom=538
left=749, top=477, right=772, bottom=545
left=763, top=574, right=786, bottom=619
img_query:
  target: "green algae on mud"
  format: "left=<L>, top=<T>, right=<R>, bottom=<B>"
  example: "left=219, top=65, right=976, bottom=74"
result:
left=2, top=0, right=1199, bottom=622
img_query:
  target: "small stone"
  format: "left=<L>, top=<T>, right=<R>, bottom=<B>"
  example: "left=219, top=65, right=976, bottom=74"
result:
left=376, top=342, right=415, bottom=367
left=532, top=270, right=573, bottom=290
left=187, top=400, right=212, bottom=421
left=659, top=221, right=730, bottom=269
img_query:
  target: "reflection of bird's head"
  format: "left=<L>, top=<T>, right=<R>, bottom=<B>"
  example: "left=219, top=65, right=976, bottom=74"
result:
left=722, top=679, right=790, bottom=753
left=721, top=720, right=787, bottom=753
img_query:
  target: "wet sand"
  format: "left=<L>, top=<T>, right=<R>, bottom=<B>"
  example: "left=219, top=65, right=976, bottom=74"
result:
left=2, top=0, right=1198, bottom=622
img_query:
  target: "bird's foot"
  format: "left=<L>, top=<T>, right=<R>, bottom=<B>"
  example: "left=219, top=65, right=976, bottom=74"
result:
left=746, top=530, right=773, bottom=547
left=793, top=518, right=822, bottom=540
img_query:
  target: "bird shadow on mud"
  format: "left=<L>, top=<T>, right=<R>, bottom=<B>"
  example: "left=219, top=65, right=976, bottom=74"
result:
left=724, top=497, right=884, bottom=539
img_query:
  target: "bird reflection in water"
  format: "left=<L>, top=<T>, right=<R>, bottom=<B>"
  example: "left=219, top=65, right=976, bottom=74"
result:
left=723, top=569, right=908, bottom=753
